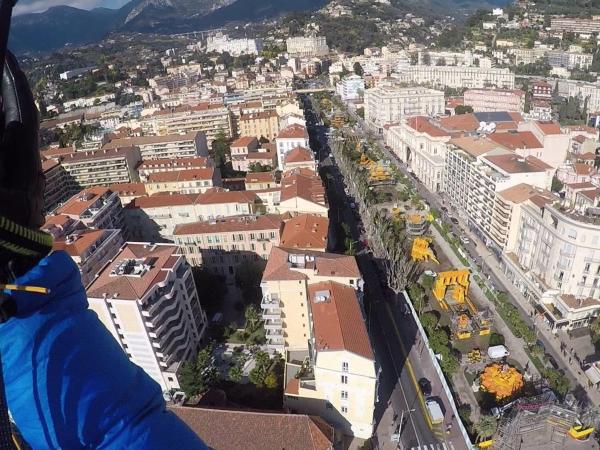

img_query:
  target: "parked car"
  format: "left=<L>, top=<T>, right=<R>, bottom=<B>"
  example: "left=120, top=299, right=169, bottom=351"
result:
left=450, top=217, right=459, bottom=225
left=460, top=235, right=470, bottom=245
left=418, top=378, right=432, bottom=397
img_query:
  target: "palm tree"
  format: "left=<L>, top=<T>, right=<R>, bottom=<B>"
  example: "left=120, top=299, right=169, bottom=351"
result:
left=474, top=416, right=498, bottom=442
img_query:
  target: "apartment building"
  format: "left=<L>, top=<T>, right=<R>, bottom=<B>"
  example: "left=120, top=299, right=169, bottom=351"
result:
left=284, top=281, right=376, bottom=439
left=386, top=116, right=453, bottom=193
left=42, top=158, right=71, bottom=211
left=260, top=247, right=363, bottom=352
left=43, top=215, right=124, bottom=287
left=515, top=120, right=570, bottom=168
left=238, top=111, right=280, bottom=141
left=137, top=156, right=211, bottom=182
left=108, top=182, right=147, bottom=206
left=206, top=34, right=263, bottom=56
left=102, top=132, right=209, bottom=160
left=393, top=65, right=516, bottom=90
left=145, top=104, right=233, bottom=148
left=125, top=189, right=260, bottom=241
left=336, top=75, right=365, bottom=101
left=240, top=148, right=277, bottom=172
left=463, top=89, right=525, bottom=113
left=445, top=137, right=554, bottom=251
left=502, top=198, right=600, bottom=331
left=282, top=146, right=318, bottom=172
left=551, top=17, right=600, bottom=35
left=173, top=214, right=283, bottom=279
left=230, top=136, right=259, bottom=157
left=53, top=187, right=125, bottom=231
left=280, top=214, right=329, bottom=251
left=275, top=125, right=311, bottom=169
left=60, top=147, right=141, bottom=189
left=490, top=183, right=556, bottom=252
left=278, top=168, right=328, bottom=217
left=87, top=243, right=208, bottom=391
left=364, top=84, right=445, bottom=132
left=245, top=171, right=278, bottom=190
left=547, top=50, right=593, bottom=70
left=558, top=79, right=600, bottom=113
left=286, top=36, right=329, bottom=57
left=144, top=167, right=222, bottom=195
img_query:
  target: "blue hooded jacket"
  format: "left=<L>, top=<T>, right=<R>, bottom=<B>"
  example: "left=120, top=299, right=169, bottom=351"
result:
left=0, top=251, right=209, bottom=449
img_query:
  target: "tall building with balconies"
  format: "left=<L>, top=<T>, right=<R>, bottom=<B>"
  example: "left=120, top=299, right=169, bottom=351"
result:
left=53, top=187, right=125, bottom=231
left=87, top=243, right=207, bottom=391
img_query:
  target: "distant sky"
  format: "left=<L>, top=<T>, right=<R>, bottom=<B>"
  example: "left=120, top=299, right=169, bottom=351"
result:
left=14, top=0, right=129, bottom=15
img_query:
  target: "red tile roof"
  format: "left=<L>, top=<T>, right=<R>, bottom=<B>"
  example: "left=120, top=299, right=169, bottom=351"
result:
left=262, top=247, right=359, bottom=281
left=138, top=157, right=209, bottom=171
left=438, top=114, right=480, bottom=132
left=536, top=121, right=561, bottom=135
left=109, top=182, right=147, bottom=197
left=244, top=171, right=277, bottom=184
left=146, top=168, right=215, bottom=183
left=102, top=131, right=201, bottom=149
left=281, top=214, right=328, bottom=250
left=41, top=158, right=60, bottom=173
left=573, top=163, right=595, bottom=176
left=169, top=406, right=334, bottom=450
left=57, top=187, right=114, bottom=217
left=309, top=281, right=374, bottom=360
left=280, top=169, right=325, bottom=205
left=407, top=116, right=450, bottom=137
left=277, top=124, right=309, bottom=140
left=284, top=146, right=315, bottom=163
left=173, top=214, right=282, bottom=235
left=231, top=136, right=258, bottom=148
left=483, top=154, right=551, bottom=173
left=488, top=131, right=542, bottom=150
left=53, top=229, right=112, bottom=258
left=60, top=147, right=137, bottom=164
left=239, top=110, right=278, bottom=121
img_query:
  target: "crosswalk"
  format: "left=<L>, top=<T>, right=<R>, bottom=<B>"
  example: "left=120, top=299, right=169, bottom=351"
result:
left=409, top=442, right=455, bottom=450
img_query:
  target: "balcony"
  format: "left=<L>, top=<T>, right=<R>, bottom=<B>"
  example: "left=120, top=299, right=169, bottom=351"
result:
left=260, top=295, right=280, bottom=309
left=266, top=328, right=283, bottom=338
left=264, top=319, right=282, bottom=329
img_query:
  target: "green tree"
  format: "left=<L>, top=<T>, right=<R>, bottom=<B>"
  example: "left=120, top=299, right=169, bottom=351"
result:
left=179, top=344, right=219, bottom=397
left=264, top=372, right=278, bottom=389
left=244, top=304, right=261, bottom=333
left=429, top=328, right=449, bottom=353
left=455, top=105, right=474, bottom=115
left=439, top=348, right=460, bottom=376
left=228, top=365, right=243, bottom=382
left=551, top=176, right=564, bottom=193
left=353, top=62, right=364, bottom=76
left=544, top=368, right=570, bottom=397
left=248, top=162, right=272, bottom=172
left=489, top=333, right=505, bottom=346
left=249, top=350, right=271, bottom=387
left=420, top=312, right=438, bottom=333
left=590, top=315, right=600, bottom=344
left=211, top=131, right=231, bottom=169
left=408, top=282, right=427, bottom=313
left=474, top=415, right=498, bottom=442
left=422, top=52, right=431, bottom=65
left=436, top=57, right=447, bottom=66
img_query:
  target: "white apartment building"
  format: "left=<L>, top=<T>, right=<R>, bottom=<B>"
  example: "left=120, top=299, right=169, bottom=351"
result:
left=125, top=189, right=260, bottom=241
left=87, top=243, right=208, bottom=391
left=53, top=187, right=125, bottom=231
left=385, top=116, right=452, bottom=192
left=286, top=36, right=329, bottom=57
left=336, top=75, right=365, bottom=101
left=284, top=281, right=376, bottom=439
left=463, top=89, right=525, bottom=113
left=173, top=214, right=283, bottom=279
left=393, top=65, right=516, bottom=89
left=206, top=34, right=263, bottom=56
left=558, top=79, right=600, bottom=113
left=445, top=137, right=554, bottom=251
left=275, top=124, right=311, bottom=169
left=551, top=17, right=600, bottom=35
left=502, top=199, right=600, bottom=331
left=364, top=84, right=445, bottom=132
left=137, top=156, right=211, bottom=182
left=60, top=147, right=142, bottom=189
left=143, top=104, right=233, bottom=148
left=102, top=132, right=209, bottom=160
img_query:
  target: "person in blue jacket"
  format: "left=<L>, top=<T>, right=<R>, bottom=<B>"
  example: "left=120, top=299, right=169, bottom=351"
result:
left=0, top=52, right=210, bottom=449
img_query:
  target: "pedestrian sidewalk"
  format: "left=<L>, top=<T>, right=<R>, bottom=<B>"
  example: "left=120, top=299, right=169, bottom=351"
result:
left=463, top=227, right=600, bottom=407
left=430, top=226, right=540, bottom=380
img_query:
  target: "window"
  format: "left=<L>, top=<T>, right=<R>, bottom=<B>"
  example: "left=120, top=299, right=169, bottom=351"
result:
left=341, top=375, right=348, bottom=384
left=585, top=263, right=591, bottom=272
left=341, top=406, right=348, bottom=414
left=342, top=362, right=349, bottom=372
left=341, top=391, right=348, bottom=400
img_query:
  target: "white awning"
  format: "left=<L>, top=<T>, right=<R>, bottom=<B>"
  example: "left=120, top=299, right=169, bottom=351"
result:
left=585, top=365, right=600, bottom=385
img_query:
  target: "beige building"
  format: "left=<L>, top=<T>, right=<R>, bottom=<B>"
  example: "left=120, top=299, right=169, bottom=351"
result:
left=125, top=189, right=260, bottom=241
left=238, top=111, right=280, bottom=141
left=144, top=167, right=222, bottom=195
left=230, top=136, right=259, bottom=157
left=108, top=182, right=147, bottom=206
left=463, top=89, right=525, bottom=113
left=53, top=186, right=125, bottom=231
left=43, top=215, right=124, bottom=287
left=137, top=156, right=212, bottom=182
left=239, top=148, right=277, bottom=172
left=101, top=131, right=208, bottom=160
left=364, top=83, right=445, bottom=132
left=244, top=171, right=278, bottom=191
left=275, top=125, right=311, bottom=169
left=393, top=65, right=516, bottom=90
left=42, top=158, right=71, bottom=212
left=278, top=168, right=328, bottom=217
left=87, top=243, right=208, bottom=392
left=286, top=36, right=329, bottom=57
left=282, top=146, right=318, bottom=172
left=173, top=214, right=283, bottom=279
left=60, top=147, right=142, bottom=189
left=283, top=281, right=376, bottom=439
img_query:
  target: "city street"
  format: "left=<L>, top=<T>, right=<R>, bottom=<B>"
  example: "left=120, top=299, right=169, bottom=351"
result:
left=304, top=96, right=468, bottom=450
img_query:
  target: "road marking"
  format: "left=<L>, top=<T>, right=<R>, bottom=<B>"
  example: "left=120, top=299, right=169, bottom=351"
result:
left=384, top=301, right=432, bottom=429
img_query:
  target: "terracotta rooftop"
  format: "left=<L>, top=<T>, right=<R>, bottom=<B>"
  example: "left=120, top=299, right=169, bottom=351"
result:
left=280, top=214, right=329, bottom=250
left=231, top=136, right=258, bottom=148
left=41, top=146, right=76, bottom=159
left=196, top=188, right=259, bottom=205
left=560, top=294, right=600, bottom=310
left=246, top=150, right=276, bottom=161
left=86, top=243, right=181, bottom=300
left=438, top=114, right=480, bottom=133
left=497, top=183, right=555, bottom=204
left=536, top=121, right=562, bottom=135
left=280, top=169, right=325, bottom=205
left=483, top=154, right=551, bottom=173
left=309, top=281, right=374, bottom=360
left=449, top=136, right=504, bottom=157
left=566, top=181, right=596, bottom=189
left=56, top=187, right=114, bottom=217
left=42, top=158, right=60, bottom=173
left=138, top=157, right=209, bottom=171
left=407, top=116, right=451, bottom=137
left=564, top=125, right=598, bottom=134
left=53, top=228, right=114, bottom=259
left=239, top=110, right=278, bottom=121
left=573, top=163, right=595, bottom=176
left=146, top=168, right=216, bottom=183
left=488, top=131, right=542, bottom=150
left=109, top=182, right=147, bottom=197
left=169, top=406, right=333, bottom=450
left=129, top=189, right=258, bottom=209
left=577, top=152, right=596, bottom=161
left=276, top=124, right=309, bottom=140
left=61, top=147, right=137, bottom=164
left=284, top=146, right=315, bottom=164
left=173, top=214, right=282, bottom=236
left=578, top=189, right=600, bottom=201
left=101, top=131, right=201, bottom=149
left=262, top=247, right=360, bottom=282
left=573, top=135, right=588, bottom=144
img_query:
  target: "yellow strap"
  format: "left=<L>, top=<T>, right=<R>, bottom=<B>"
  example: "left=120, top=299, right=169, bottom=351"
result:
left=0, top=284, right=49, bottom=295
